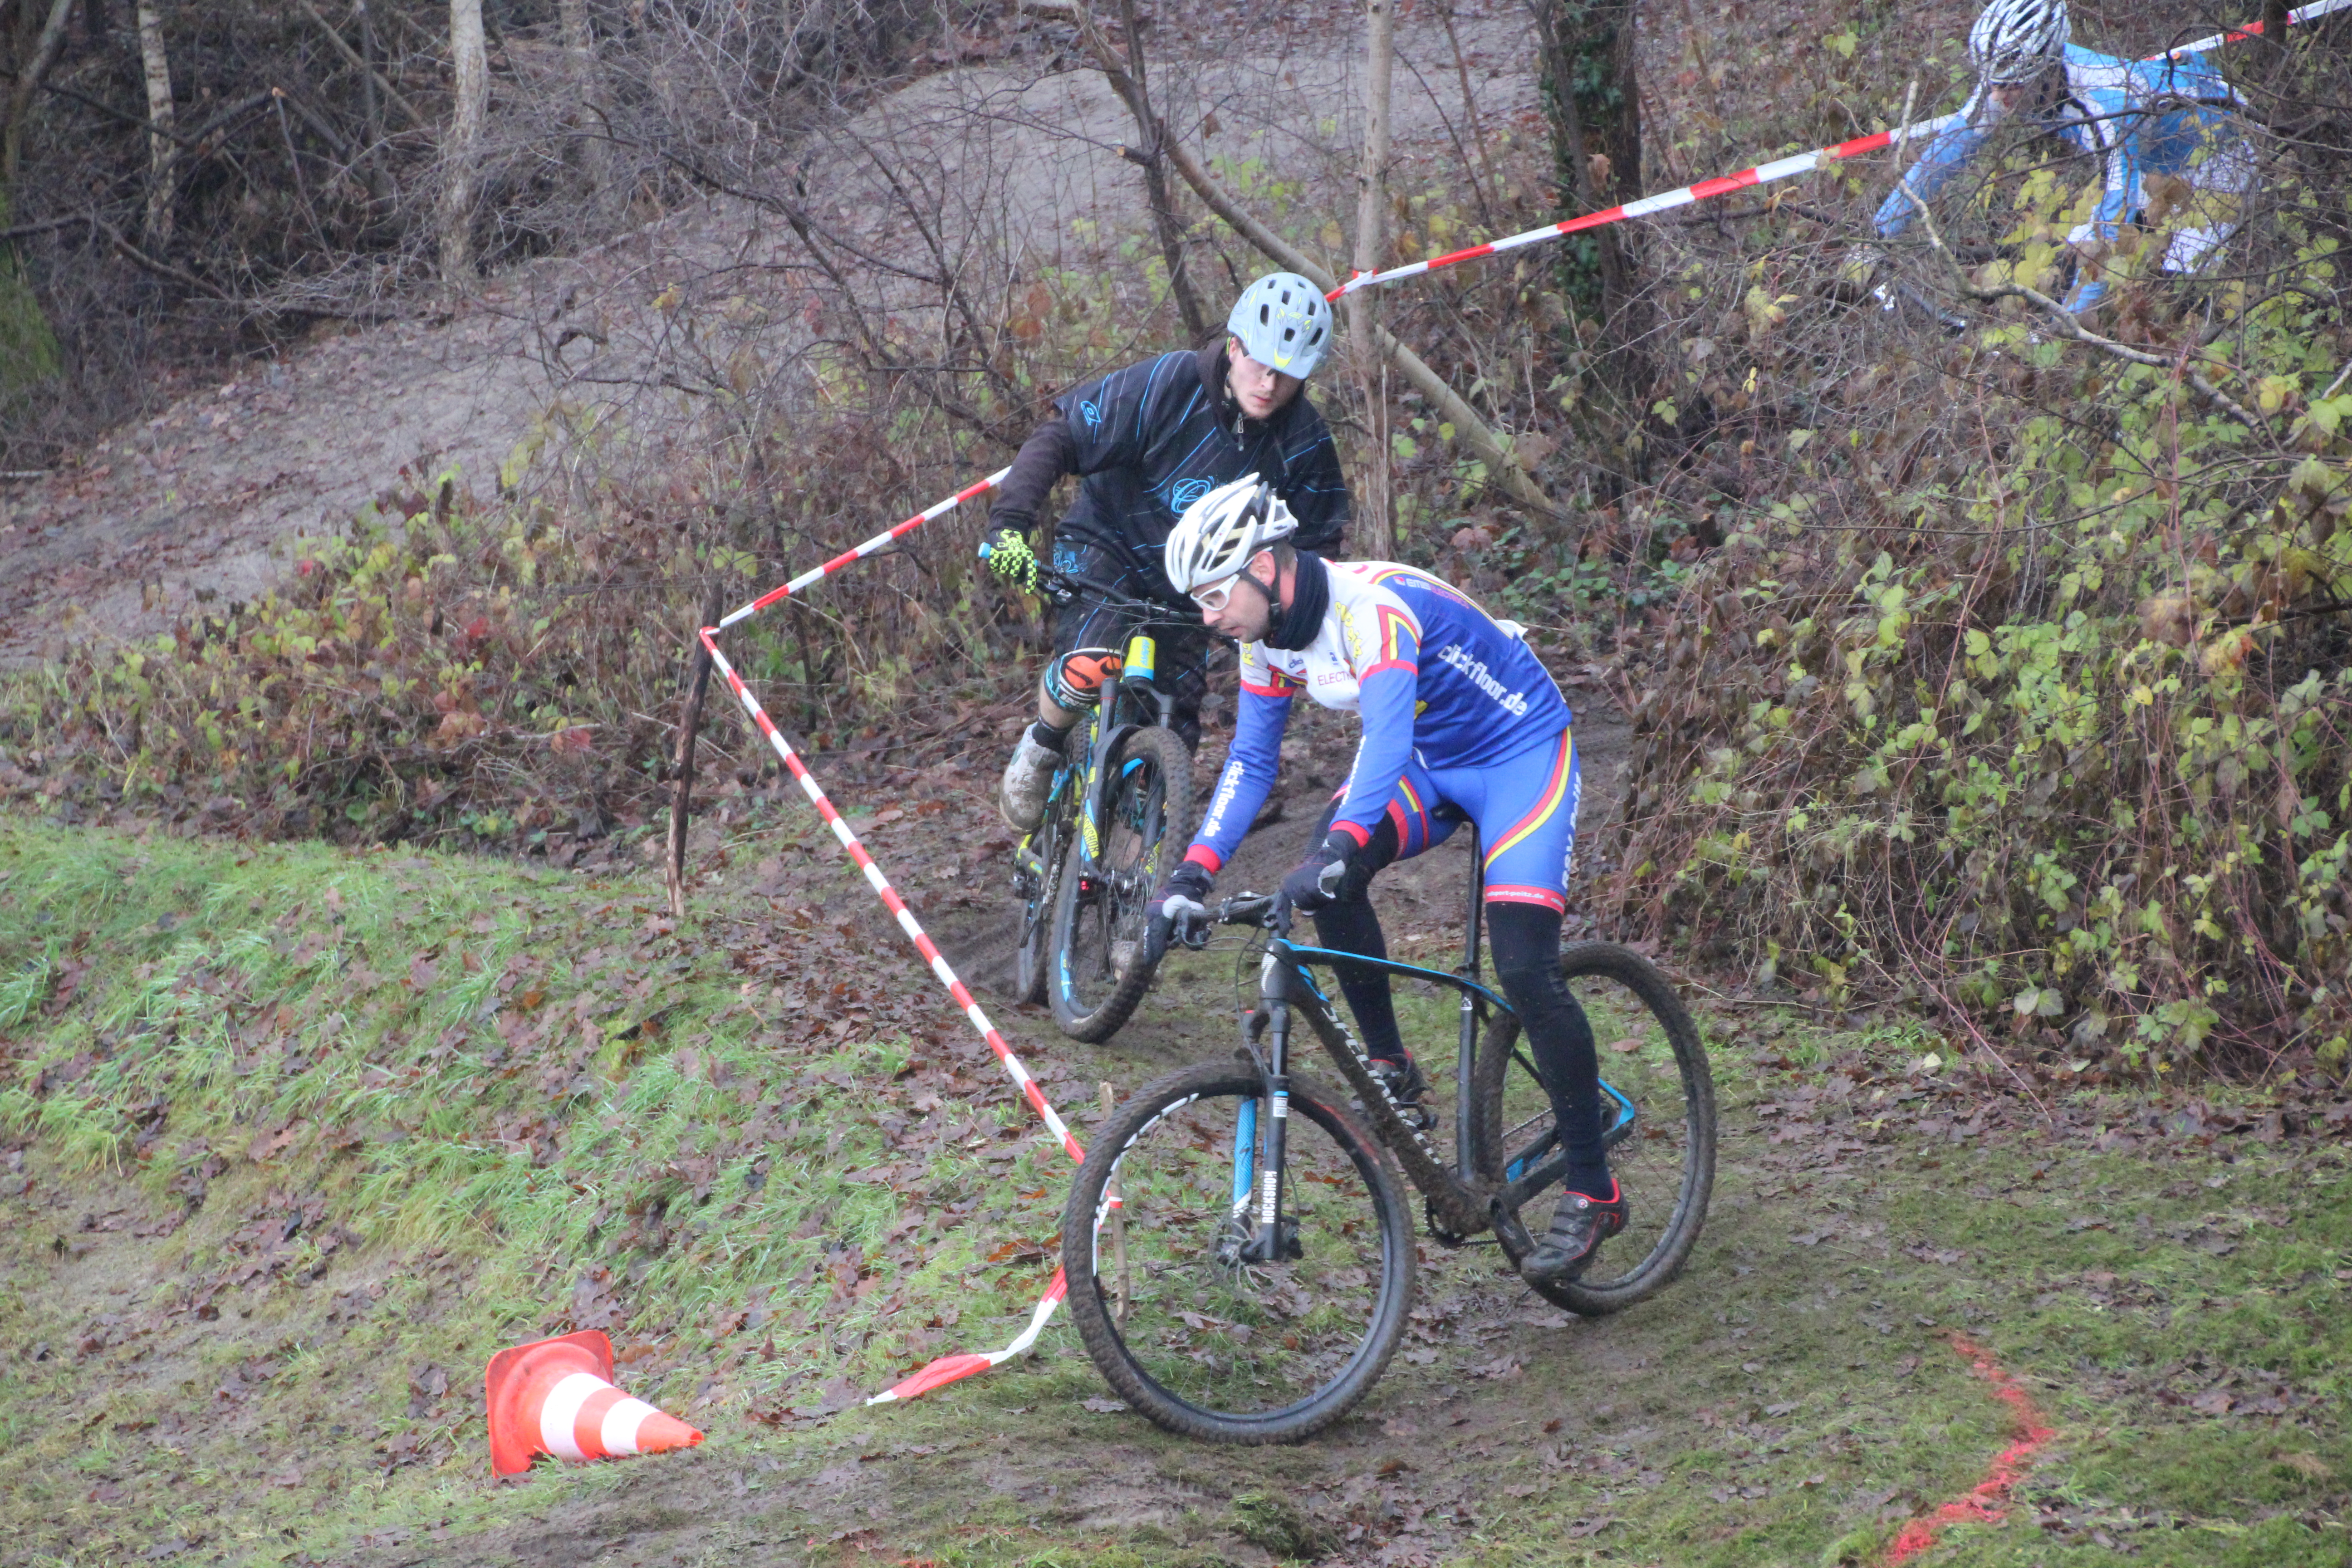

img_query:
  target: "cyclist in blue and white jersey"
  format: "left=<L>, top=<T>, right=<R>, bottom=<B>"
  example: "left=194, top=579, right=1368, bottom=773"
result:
left=1872, top=0, right=2253, bottom=313
left=1143, top=475, right=1620, bottom=1286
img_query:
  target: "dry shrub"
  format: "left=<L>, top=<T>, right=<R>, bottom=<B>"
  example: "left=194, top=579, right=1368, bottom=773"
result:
left=1595, top=14, right=2352, bottom=1076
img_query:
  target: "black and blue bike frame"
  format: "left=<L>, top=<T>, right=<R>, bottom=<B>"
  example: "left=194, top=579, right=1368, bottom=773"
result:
left=1219, top=832, right=1638, bottom=1260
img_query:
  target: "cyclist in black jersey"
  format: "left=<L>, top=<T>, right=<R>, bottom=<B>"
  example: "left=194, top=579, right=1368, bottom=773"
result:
left=980, top=274, right=1353, bottom=832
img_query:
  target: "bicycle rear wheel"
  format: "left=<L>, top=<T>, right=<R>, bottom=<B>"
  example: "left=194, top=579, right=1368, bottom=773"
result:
left=1059, top=1059, right=1415, bottom=1443
left=1469, top=942, right=1715, bottom=1314
left=1049, top=725, right=1194, bottom=1042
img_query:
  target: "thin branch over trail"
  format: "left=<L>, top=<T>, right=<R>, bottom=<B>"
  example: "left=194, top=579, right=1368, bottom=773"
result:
left=1065, top=0, right=1555, bottom=517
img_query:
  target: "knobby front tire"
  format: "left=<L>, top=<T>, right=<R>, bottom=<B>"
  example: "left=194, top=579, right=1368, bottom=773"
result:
left=1013, top=798, right=1069, bottom=1008
left=1059, top=1060, right=1416, bottom=1444
left=1048, top=725, right=1194, bottom=1043
left=1469, top=942, right=1716, bottom=1315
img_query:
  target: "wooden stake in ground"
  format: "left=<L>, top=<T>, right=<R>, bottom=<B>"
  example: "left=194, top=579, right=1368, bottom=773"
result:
left=1101, top=1081, right=1128, bottom=1326
left=664, top=588, right=726, bottom=921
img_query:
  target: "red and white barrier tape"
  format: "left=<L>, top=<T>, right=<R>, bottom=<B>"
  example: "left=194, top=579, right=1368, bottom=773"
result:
left=2154, top=0, right=2349, bottom=59
left=1326, top=115, right=1966, bottom=301
left=698, top=627, right=1087, bottom=1401
left=1328, top=0, right=2346, bottom=304
left=716, top=468, right=1010, bottom=631
left=867, top=1269, right=1072, bottom=1404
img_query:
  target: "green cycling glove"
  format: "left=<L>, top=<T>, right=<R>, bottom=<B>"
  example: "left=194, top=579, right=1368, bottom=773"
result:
left=979, top=526, right=1040, bottom=594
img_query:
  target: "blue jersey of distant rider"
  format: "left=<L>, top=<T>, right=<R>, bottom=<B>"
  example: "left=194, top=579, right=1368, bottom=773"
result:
left=1874, top=44, right=2249, bottom=309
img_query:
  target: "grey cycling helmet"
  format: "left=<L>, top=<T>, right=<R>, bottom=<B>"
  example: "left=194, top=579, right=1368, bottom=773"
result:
left=1226, top=273, right=1334, bottom=379
left=1969, top=0, right=2068, bottom=83
left=1163, top=473, right=1299, bottom=594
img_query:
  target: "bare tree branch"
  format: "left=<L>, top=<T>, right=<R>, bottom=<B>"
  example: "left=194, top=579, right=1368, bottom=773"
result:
left=295, top=0, right=426, bottom=130
left=1893, top=170, right=2267, bottom=431
left=1063, top=0, right=1553, bottom=514
left=5, top=0, right=77, bottom=185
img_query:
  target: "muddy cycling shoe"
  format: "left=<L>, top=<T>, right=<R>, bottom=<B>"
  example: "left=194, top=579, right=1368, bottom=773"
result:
left=999, top=726, right=1065, bottom=833
left=1364, top=1054, right=1437, bottom=1133
left=1520, top=1179, right=1627, bottom=1286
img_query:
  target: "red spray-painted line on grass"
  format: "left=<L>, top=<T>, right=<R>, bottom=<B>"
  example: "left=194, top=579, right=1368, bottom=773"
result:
left=1883, top=1333, right=2057, bottom=1565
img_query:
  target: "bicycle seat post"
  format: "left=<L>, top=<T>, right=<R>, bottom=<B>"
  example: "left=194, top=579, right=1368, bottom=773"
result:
left=1455, top=825, right=1485, bottom=1177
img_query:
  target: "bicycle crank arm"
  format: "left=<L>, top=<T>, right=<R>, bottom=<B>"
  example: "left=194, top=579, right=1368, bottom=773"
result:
left=1488, top=1192, right=1537, bottom=1259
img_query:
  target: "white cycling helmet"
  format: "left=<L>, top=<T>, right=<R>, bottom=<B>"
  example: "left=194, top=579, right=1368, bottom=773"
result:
left=1163, top=473, right=1299, bottom=595
left=1227, top=273, right=1334, bottom=380
left=1969, top=0, right=2068, bottom=84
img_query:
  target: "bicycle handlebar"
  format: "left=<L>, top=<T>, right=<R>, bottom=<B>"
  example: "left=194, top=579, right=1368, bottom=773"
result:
left=1215, top=892, right=1293, bottom=937
left=1036, top=570, right=1207, bottom=634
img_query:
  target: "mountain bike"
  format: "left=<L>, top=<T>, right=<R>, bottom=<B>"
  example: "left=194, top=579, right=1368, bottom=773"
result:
left=1058, top=838, right=1715, bottom=1442
left=1009, top=573, right=1199, bottom=1043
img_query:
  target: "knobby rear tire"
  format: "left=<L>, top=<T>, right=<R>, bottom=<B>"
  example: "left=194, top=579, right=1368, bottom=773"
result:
left=1048, top=725, right=1194, bottom=1043
left=1468, top=941, right=1716, bottom=1316
left=1059, top=1059, right=1416, bottom=1444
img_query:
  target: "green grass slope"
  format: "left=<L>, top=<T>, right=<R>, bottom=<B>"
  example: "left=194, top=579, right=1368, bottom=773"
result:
left=4, top=819, right=2351, bottom=1567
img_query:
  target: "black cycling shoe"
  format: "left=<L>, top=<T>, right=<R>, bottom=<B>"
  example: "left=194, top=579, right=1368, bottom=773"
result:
left=1364, top=1054, right=1437, bottom=1133
left=1519, top=1180, right=1627, bottom=1286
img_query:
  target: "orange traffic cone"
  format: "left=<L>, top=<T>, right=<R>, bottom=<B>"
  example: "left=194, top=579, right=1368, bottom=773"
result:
left=484, top=1329, right=703, bottom=1477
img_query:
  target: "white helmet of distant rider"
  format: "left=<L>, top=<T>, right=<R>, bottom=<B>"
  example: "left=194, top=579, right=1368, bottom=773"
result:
left=1227, top=273, right=1335, bottom=381
left=1969, top=0, right=2067, bottom=84
left=1163, top=474, right=1300, bottom=597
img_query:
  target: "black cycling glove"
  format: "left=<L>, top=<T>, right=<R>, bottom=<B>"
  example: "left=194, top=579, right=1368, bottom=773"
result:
left=1143, top=859, right=1215, bottom=961
left=1280, top=831, right=1371, bottom=912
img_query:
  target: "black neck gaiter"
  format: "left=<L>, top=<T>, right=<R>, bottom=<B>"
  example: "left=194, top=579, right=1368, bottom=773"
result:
left=1265, top=553, right=1331, bottom=652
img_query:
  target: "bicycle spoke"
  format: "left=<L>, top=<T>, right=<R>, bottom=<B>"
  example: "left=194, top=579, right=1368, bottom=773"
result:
left=1472, top=943, right=1715, bottom=1312
left=1069, top=1071, right=1409, bottom=1433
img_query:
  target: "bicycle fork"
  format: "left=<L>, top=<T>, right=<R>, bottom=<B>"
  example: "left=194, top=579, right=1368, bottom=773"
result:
left=1233, top=951, right=1300, bottom=1266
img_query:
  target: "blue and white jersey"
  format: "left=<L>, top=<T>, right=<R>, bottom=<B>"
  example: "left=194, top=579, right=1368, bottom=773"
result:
left=1188, top=561, right=1571, bottom=871
left=1875, top=45, right=2249, bottom=306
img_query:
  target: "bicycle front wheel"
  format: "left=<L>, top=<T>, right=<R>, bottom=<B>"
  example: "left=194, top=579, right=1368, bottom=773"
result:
left=1012, top=794, right=1070, bottom=1008
left=1048, top=725, right=1194, bottom=1042
left=1059, top=1060, right=1416, bottom=1444
left=1469, top=942, right=1715, bottom=1314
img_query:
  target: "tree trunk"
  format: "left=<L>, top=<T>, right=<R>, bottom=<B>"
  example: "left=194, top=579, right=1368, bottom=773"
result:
left=0, top=0, right=68, bottom=395
left=1349, top=0, right=1396, bottom=558
left=1526, top=0, right=1643, bottom=352
left=135, top=2, right=175, bottom=243
left=4, top=0, right=75, bottom=185
left=437, top=0, right=487, bottom=285
left=556, top=0, right=614, bottom=221
left=1109, top=0, right=1206, bottom=341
